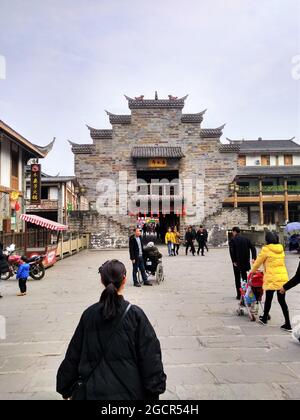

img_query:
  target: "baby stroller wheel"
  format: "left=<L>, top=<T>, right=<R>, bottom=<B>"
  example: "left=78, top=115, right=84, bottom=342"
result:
left=156, top=263, right=164, bottom=284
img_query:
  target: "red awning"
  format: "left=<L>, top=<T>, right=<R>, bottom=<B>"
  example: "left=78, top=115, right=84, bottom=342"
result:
left=20, top=214, right=68, bottom=231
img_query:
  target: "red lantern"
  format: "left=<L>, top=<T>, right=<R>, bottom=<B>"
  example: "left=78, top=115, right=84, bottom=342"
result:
left=15, top=202, right=20, bottom=212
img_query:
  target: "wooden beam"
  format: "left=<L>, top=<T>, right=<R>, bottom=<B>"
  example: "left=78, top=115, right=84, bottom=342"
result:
left=259, top=179, right=264, bottom=225
left=284, top=179, right=289, bottom=221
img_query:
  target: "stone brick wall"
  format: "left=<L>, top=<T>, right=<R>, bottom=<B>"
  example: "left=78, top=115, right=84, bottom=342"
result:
left=71, top=97, right=240, bottom=248
left=203, top=207, right=249, bottom=246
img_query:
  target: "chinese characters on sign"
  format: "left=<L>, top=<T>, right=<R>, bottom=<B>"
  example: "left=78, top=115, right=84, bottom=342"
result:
left=30, top=164, right=41, bottom=204
left=148, top=158, right=167, bottom=168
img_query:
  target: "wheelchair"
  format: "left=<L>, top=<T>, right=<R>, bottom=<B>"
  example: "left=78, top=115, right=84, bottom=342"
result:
left=137, top=256, right=165, bottom=285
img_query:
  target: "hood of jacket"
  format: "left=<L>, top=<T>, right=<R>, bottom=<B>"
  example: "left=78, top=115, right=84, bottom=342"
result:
left=265, top=244, right=284, bottom=255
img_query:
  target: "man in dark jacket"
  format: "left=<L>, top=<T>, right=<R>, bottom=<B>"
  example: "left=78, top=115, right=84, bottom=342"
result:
left=185, top=227, right=195, bottom=256
left=56, top=297, right=167, bottom=400
left=229, top=227, right=257, bottom=299
left=129, top=228, right=152, bottom=287
left=196, top=226, right=206, bottom=256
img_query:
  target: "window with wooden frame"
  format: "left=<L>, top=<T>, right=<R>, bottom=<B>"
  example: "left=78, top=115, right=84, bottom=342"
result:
left=11, top=142, right=19, bottom=190
left=238, top=155, right=246, bottom=166
left=261, top=155, right=270, bottom=166
left=284, top=155, right=293, bottom=166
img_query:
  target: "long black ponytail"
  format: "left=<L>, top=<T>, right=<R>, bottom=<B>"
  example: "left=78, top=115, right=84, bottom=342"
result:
left=99, top=259, right=126, bottom=320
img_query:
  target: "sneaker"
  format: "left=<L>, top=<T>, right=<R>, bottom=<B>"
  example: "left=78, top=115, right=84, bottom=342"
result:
left=17, top=293, right=26, bottom=296
left=259, top=316, right=268, bottom=326
left=280, top=324, right=292, bottom=333
left=134, top=283, right=141, bottom=288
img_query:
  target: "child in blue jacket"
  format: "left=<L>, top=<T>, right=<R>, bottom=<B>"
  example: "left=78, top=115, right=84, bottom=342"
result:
left=16, top=256, right=30, bottom=296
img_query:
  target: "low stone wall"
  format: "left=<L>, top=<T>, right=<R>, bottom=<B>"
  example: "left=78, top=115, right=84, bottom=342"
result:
left=204, top=207, right=249, bottom=247
left=68, top=210, right=130, bottom=249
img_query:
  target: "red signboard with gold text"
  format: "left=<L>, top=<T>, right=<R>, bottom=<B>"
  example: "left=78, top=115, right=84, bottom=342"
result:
left=30, top=164, right=41, bottom=204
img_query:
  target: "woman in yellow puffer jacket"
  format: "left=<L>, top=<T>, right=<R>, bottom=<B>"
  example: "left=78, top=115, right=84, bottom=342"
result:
left=251, top=232, right=292, bottom=332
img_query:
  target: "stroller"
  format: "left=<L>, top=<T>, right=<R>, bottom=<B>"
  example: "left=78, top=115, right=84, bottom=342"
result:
left=236, top=271, right=264, bottom=322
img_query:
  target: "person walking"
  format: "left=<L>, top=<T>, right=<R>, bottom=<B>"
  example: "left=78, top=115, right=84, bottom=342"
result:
left=251, top=232, right=292, bottom=332
left=16, top=256, right=30, bottom=296
left=129, top=228, right=152, bottom=287
left=280, top=259, right=300, bottom=294
left=56, top=259, right=166, bottom=400
left=202, top=226, right=209, bottom=252
left=142, top=223, right=148, bottom=238
left=165, top=227, right=174, bottom=257
left=0, top=243, right=9, bottom=298
left=196, top=226, right=206, bottom=256
left=229, top=226, right=257, bottom=299
left=185, top=227, right=195, bottom=256
left=173, top=227, right=181, bottom=256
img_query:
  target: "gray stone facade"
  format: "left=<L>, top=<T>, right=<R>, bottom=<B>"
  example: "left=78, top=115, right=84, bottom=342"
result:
left=70, top=95, right=240, bottom=247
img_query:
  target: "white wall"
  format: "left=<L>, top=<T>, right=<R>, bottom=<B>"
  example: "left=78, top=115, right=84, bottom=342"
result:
left=0, top=137, right=11, bottom=187
left=245, top=154, right=300, bottom=166
left=294, top=155, right=300, bottom=165
left=49, top=187, right=58, bottom=200
left=246, top=155, right=261, bottom=166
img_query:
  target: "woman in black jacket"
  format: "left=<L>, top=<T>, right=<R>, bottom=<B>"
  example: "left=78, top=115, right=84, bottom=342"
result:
left=56, top=259, right=166, bottom=400
left=0, top=243, right=9, bottom=298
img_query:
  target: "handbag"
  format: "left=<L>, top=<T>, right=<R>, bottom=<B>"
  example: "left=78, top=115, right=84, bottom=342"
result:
left=71, top=303, right=132, bottom=400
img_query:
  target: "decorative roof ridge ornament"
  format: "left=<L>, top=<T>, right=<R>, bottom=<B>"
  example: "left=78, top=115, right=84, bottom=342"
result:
left=32, top=137, right=56, bottom=156
left=217, top=123, right=226, bottom=130
left=135, top=95, right=144, bottom=100
left=178, top=94, right=189, bottom=101
left=86, top=124, right=96, bottom=131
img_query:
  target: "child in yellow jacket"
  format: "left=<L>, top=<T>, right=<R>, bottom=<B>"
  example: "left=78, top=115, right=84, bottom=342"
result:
left=251, top=232, right=292, bottom=331
left=165, top=228, right=175, bottom=256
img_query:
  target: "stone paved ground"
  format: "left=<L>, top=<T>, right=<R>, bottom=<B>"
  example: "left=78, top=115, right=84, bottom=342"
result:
left=0, top=247, right=299, bottom=400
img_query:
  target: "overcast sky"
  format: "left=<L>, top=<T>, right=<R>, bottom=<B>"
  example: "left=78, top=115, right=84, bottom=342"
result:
left=0, top=0, right=299, bottom=175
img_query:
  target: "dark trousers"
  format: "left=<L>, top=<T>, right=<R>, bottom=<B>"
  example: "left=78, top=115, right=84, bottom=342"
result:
left=132, top=256, right=148, bottom=285
left=205, top=242, right=208, bottom=252
left=197, top=243, right=205, bottom=256
left=19, top=277, right=27, bottom=293
left=233, top=265, right=248, bottom=297
left=262, top=290, right=291, bottom=326
left=174, top=244, right=180, bottom=255
left=185, top=242, right=195, bottom=255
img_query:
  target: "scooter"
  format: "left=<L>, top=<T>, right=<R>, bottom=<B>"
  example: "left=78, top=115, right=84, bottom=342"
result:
left=1, top=244, right=46, bottom=281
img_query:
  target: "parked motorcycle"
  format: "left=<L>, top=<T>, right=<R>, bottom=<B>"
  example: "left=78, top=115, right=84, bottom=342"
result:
left=0, top=244, right=46, bottom=281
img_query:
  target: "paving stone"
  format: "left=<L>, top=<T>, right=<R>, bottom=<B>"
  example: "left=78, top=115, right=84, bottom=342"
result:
left=0, top=248, right=299, bottom=400
left=207, top=363, right=299, bottom=384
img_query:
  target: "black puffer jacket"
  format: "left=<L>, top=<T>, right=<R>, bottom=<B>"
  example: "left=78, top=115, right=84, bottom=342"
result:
left=0, top=248, right=8, bottom=274
left=56, top=298, right=166, bottom=400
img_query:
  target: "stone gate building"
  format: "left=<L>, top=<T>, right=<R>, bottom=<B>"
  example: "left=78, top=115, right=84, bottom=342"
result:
left=68, top=94, right=249, bottom=247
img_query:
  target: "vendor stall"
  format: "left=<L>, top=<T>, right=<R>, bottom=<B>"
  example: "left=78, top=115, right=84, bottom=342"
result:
left=19, top=214, right=68, bottom=267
